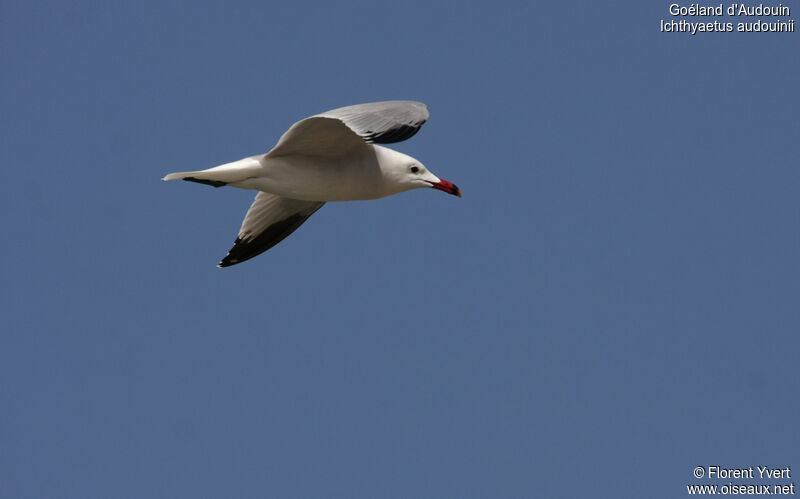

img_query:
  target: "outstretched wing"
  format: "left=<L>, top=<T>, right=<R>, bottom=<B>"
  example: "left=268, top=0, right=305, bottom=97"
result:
left=218, top=192, right=325, bottom=267
left=267, top=100, right=429, bottom=158
left=315, top=100, right=429, bottom=144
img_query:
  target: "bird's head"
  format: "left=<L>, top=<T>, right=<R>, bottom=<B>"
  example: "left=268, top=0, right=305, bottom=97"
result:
left=379, top=148, right=461, bottom=198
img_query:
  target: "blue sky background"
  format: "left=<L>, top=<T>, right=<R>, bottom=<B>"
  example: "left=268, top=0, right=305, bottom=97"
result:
left=2, top=1, right=798, bottom=497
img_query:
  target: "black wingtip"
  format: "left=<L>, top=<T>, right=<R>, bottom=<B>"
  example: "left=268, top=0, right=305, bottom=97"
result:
left=218, top=240, right=242, bottom=268
left=365, top=121, right=425, bottom=144
left=183, top=177, right=228, bottom=188
left=218, top=252, right=240, bottom=268
left=216, top=211, right=319, bottom=268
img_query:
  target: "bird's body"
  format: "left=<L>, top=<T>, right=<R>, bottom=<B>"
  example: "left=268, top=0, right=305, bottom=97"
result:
left=163, top=101, right=460, bottom=267
left=220, top=145, right=418, bottom=201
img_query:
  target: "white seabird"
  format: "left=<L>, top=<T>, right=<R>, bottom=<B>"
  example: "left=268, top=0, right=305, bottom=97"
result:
left=163, top=100, right=461, bottom=267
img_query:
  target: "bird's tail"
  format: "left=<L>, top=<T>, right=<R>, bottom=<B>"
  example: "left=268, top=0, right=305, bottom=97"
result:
left=162, top=156, right=263, bottom=187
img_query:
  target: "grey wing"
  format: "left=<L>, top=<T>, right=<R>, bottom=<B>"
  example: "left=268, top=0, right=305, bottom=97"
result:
left=316, top=100, right=429, bottom=144
left=218, top=192, right=325, bottom=267
left=266, top=100, right=429, bottom=158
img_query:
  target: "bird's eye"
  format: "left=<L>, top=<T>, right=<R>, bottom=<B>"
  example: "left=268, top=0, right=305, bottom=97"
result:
left=410, top=166, right=419, bottom=173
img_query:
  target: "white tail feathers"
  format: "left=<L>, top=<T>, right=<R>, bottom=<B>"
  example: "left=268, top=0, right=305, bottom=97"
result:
left=162, top=156, right=264, bottom=184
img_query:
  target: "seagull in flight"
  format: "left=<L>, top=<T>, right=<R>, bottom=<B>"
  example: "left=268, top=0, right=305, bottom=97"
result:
left=163, top=100, right=461, bottom=267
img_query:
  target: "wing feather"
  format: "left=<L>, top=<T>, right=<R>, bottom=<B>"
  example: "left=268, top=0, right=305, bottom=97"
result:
left=317, top=100, right=429, bottom=144
left=266, top=100, right=429, bottom=158
left=218, top=192, right=324, bottom=267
